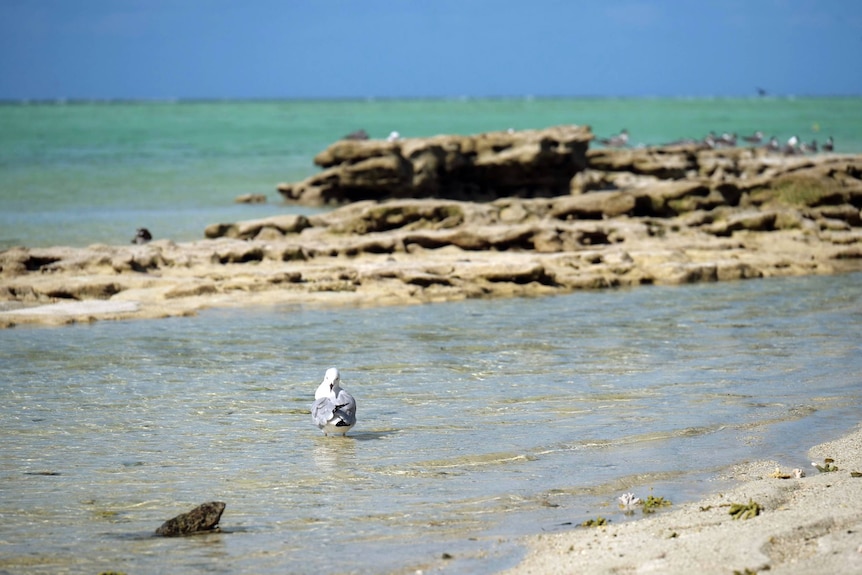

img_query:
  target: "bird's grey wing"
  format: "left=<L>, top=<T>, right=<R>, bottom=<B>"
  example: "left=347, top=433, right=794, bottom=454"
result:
left=333, top=390, right=357, bottom=426
left=311, top=397, right=335, bottom=426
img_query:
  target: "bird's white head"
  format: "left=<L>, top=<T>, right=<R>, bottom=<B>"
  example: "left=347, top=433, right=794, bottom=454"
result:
left=323, top=367, right=341, bottom=390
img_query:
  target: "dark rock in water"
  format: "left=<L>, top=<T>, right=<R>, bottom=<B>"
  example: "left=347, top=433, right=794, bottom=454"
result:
left=234, top=193, right=268, bottom=204
left=155, top=501, right=225, bottom=537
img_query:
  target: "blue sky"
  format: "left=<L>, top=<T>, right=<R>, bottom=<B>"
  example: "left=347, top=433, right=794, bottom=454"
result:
left=1, top=0, right=860, bottom=100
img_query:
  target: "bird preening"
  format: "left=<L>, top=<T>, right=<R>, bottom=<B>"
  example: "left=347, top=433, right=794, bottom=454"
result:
left=311, top=367, right=357, bottom=436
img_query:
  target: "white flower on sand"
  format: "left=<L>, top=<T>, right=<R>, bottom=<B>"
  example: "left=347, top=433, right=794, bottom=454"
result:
left=618, top=492, right=641, bottom=510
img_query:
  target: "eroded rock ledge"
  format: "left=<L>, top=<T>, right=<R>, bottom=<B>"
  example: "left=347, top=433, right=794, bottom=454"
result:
left=2, top=168, right=860, bottom=327
left=1, top=126, right=861, bottom=328
left=277, top=125, right=593, bottom=204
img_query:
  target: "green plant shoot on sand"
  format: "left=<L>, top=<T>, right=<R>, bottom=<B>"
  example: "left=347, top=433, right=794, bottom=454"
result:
left=729, top=500, right=762, bottom=520
left=812, top=457, right=839, bottom=473
left=641, top=495, right=672, bottom=514
left=581, top=516, right=610, bottom=527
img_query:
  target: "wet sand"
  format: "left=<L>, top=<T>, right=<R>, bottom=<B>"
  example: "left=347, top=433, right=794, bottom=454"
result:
left=502, top=425, right=862, bottom=574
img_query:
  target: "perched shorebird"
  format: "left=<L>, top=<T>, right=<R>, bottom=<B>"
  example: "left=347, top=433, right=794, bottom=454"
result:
left=716, top=132, right=737, bottom=147
left=822, top=136, right=834, bottom=152
left=742, top=131, right=764, bottom=145
left=764, top=136, right=780, bottom=152
left=598, top=129, right=629, bottom=147
left=782, top=135, right=800, bottom=155
left=132, top=228, right=152, bottom=244
left=311, top=368, right=357, bottom=436
left=703, top=131, right=718, bottom=148
left=799, top=139, right=818, bottom=154
left=386, top=131, right=401, bottom=142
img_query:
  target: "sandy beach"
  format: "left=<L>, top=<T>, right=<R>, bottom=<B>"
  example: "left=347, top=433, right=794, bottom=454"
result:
left=502, top=425, right=862, bottom=574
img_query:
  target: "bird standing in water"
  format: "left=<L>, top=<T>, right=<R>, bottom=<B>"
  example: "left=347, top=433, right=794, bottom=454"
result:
left=311, top=368, right=357, bottom=436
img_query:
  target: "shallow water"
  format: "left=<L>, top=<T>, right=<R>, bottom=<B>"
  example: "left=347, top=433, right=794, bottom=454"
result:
left=1, top=273, right=861, bottom=574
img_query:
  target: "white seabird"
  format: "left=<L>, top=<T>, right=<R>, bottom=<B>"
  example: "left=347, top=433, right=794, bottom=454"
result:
left=598, top=129, right=629, bottom=147
left=311, top=367, right=357, bottom=436
left=782, top=135, right=800, bottom=155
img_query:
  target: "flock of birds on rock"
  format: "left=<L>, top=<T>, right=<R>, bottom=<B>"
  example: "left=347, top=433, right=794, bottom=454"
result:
left=597, top=129, right=834, bottom=155
left=345, top=127, right=835, bottom=156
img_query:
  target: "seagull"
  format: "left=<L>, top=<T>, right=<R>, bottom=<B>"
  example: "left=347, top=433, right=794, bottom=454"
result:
left=598, top=129, right=629, bottom=147
left=386, top=131, right=401, bottom=142
left=822, top=136, right=834, bottom=152
left=702, top=131, right=718, bottom=148
left=764, top=136, right=780, bottom=152
left=782, top=135, right=799, bottom=155
left=742, top=131, right=764, bottom=145
left=311, top=368, right=357, bottom=436
left=716, top=132, right=737, bottom=147
left=799, top=139, right=818, bottom=154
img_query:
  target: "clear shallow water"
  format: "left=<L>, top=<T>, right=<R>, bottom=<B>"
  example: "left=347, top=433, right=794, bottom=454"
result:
left=1, top=272, right=861, bottom=574
left=2, top=97, right=861, bottom=248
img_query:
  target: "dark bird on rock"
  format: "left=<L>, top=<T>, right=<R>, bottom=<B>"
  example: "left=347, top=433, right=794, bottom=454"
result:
left=132, top=228, right=152, bottom=244
left=822, top=136, right=834, bottom=152
left=342, top=129, right=369, bottom=141
left=742, top=131, right=764, bottom=145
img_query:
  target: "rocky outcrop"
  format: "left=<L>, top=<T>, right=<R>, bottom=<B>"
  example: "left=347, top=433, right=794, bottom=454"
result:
left=2, top=175, right=860, bottom=329
left=1, top=126, right=861, bottom=328
left=579, top=145, right=862, bottom=194
left=277, top=125, right=593, bottom=205
left=277, top=125, right=861, bottom=216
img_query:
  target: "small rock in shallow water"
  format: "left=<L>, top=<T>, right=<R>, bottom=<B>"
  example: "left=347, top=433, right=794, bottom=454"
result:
left=155, top=501, right=226, bottom=536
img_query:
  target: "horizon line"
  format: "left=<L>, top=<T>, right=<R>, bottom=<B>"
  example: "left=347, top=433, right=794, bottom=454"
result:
left=2, top=93, right=862, bottom=105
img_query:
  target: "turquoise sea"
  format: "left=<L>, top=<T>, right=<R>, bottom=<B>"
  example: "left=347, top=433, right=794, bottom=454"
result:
left=2, top=97, right=861, bottom=248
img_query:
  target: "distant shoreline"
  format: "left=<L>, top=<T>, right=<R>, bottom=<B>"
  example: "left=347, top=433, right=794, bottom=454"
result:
left=2, top=94, right=862, bottom=106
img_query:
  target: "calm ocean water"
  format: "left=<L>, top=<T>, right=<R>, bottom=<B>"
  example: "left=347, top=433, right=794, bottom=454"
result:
left=2, top=97, right=861, bottom=248
left=1, top=273, right=861, bottom=574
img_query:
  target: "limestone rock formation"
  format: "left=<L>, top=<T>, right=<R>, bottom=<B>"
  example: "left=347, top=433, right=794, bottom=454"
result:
left=277, top=125, right=593, bottom=205
left=1, top=126, right=861, bottom=328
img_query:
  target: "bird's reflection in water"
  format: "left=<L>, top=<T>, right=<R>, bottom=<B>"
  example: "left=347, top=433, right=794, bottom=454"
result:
left=311, top=435, right=357, bottom=474
left=310, top=429, right=398, bottom=474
